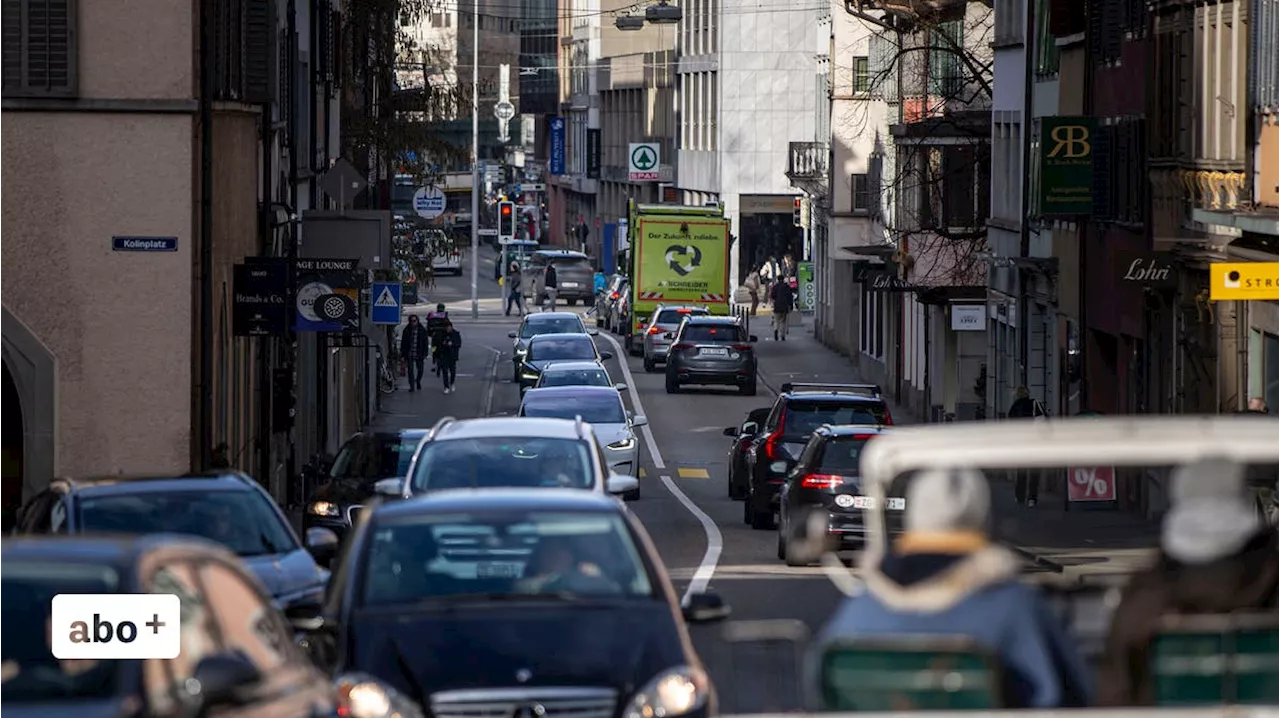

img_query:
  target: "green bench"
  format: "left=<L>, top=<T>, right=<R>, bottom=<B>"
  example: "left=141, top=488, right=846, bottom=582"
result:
left=818, top=636, right=1004, bottom=711
left=1151, top=613, right=1279, bottom=706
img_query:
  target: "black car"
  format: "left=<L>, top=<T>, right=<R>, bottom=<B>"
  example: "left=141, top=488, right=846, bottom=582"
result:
left=303, top=489, right=728, bottom=718
left=664, top=316, right=758, bottom=395
left=509, top=312, right=594, bottom=381
left=518, top=332, right=613, bottom=392
left=776, top=425, right=902, bottom=565
left=1, top=535, right=416, bottom=718
left=14, top=472, right=336, bottom=615
left=742, top=383, right=892, bottom=530
left=304, top=429, right=426, bottom=539
left=723, top=407, right=772, bottom=500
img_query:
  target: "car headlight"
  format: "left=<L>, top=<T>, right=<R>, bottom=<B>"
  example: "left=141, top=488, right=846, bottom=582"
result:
left=608, top=437, right=636, bottom=450
left=522, top=371, right=540, bottom=380
left=308, top=501, right=339, bottom=517
left=335, top=673, right=424, bottom=718
left=515, top=347, right=528, bottom=356
left=623, top=665, right=710, bottom=718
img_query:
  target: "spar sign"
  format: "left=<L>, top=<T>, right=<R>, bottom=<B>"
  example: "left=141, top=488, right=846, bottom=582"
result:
left=1065, top=466, right=1116, bottom=502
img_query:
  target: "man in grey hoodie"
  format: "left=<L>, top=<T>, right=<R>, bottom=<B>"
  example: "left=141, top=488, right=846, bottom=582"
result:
left=808, top=467, right=1091, bottom=709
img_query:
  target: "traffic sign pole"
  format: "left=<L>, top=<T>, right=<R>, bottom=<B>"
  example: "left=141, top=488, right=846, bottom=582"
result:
left=469, top=0, right=480, bottom=320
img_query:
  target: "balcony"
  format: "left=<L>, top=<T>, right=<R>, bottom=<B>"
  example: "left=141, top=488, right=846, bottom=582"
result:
left=787, top=142, right=829, bottom=195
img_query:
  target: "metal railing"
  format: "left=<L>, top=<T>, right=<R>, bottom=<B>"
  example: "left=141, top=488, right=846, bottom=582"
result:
left=787, top=142, right=828, bottom=181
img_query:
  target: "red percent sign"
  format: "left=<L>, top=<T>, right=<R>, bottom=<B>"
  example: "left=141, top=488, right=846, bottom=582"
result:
left=1066, top=466, right=1116, bottom=502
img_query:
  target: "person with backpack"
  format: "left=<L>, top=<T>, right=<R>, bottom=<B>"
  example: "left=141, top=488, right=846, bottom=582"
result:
left=543, top=263, right=559, bottom=311
left=505, top=261, right=525, bottom=316
left=425, top=303, right=449, bottom=375
left=770, top=277, right=795, bottom=341
left=436, top=319, right=463, bottom=394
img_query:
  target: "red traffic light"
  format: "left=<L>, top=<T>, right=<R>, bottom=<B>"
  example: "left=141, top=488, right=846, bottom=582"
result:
left=794, top=197, right=802, bottom=209
left=500, top=204, right=512, bottom=216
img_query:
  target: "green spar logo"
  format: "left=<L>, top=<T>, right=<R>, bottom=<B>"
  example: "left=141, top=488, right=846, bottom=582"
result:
left=631, top=145, right=657, bottom=171
left=665, top=244, right=702, bottom=276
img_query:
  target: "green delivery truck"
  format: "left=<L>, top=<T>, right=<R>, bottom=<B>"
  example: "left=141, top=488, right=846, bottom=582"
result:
left=623, top=200, right=732, bottom=356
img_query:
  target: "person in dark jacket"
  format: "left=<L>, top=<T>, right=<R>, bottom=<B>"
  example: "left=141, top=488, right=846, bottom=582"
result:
left=807, top=467, right=1092, bottom=709
left=1007, top=386, right=1047, bottom=506
left=425, top=303, right=449, bottom=375
left=1097, top=457, right=1278, bottom=707
left=436, top=320, right=463, bottom=394
left=400, top=314, right=430, bottom=391
left=543, top=264, right=559, bottom=311
left=770, top=279, right=795, bottom=341
left=506, top=262, right=525, bottom=316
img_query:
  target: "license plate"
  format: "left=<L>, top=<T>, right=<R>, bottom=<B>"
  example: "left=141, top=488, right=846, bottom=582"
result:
left=476, top=562, right=522, bottom=578
left=850, top=496, right=907, bottom=510
left=701, top=347, right=728, bottom=356
left=561, top=282, right=579, bottom=288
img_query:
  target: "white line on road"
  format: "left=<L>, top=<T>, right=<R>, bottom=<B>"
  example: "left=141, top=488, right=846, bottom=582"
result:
left=599, top=332, right=723, bottom=604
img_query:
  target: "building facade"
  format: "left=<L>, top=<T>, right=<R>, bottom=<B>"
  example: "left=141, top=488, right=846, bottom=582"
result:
left=549, top=0, right=603, bottom=252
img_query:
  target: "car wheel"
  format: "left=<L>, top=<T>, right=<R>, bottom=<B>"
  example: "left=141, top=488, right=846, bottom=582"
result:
left=567, top=298, right=578, bottom=306
left=748, top=493, right=775, bottom=530
left=740, top=380, right=758, bottom=396
left=743, top=493, right=753, bottom=524
left=643, top=356, right=656, bottom=373
left=776, top=525, right=787, bottom=560
left=665, top=375, right=679, bottom=394
left=513, top=367, right=521, bottom=383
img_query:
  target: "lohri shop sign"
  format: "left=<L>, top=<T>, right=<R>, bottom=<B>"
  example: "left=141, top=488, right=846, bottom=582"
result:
left=1037, top=117, right=1096, bottom=217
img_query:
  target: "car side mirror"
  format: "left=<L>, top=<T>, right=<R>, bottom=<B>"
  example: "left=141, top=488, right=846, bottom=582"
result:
left=741, top=421, right=759, bottom=435
left=304, top=527, right=340, bottom=568
left=749, top=335, right=759, bottom=343
left=190, top=653, right=261, bottom=711
left=681, top=591, right=731, bottom=623
left=723, top=427, right=738, bottom=437
left=508, top=331, right=518, bottom=339
left=631, top=414, right=648, bottom=427
left=373, top=477, right=403, bottom=498
left=599, top=351, right=614, bottom=360
left=614, top=383, right=629, bottom=392
left=606, top=474, right=639, bottom=500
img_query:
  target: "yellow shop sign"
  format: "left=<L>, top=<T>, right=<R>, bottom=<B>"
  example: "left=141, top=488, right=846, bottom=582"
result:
left=1209, top=262, right=1280, bottom=301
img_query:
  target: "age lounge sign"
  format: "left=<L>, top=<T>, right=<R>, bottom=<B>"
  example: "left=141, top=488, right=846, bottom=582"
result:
left=1115, top=250, right=1177, bottom=290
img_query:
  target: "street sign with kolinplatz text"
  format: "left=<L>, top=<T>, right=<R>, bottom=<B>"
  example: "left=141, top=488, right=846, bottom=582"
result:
left=1037, top=116, right=1096, bottom=217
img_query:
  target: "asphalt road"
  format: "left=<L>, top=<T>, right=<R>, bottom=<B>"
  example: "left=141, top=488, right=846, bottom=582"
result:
left=390, top=252, right=832, bottom=712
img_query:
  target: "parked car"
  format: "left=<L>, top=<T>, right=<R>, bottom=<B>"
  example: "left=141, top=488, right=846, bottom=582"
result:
left=724, top=407, right=773, bottom=500
left=776, top=424, right=899, bottom=565
left=519, top=385, right=647, bottom=485
left=518, top=333, right=613, bottom=393
left=1, top=534, right=421, bottom=718
left=392, top=417, right=638, bottom=499
left=526, top=250, right=595, bottom=306
left=299, top=489, right=727, bottom=717
left=14, top=472, right=336, bottom=615
left=304, top=429, right=426, bottom=539
left=643, top=305, right=711, bottom=372
left=741, top=383, right=891, bottom=530
left=664, top=316, right=759, bottom=395
left=509, top=312, right=594, bottom=382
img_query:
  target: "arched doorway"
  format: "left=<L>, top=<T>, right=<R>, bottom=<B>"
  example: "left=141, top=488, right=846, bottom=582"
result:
left=2, top=361, right=23, bottom=530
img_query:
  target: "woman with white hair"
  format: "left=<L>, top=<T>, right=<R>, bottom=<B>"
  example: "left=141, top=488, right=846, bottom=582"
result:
left=809, top=467, right=1092, bottom=708
left=1097, top=457, right=1278, bottom=706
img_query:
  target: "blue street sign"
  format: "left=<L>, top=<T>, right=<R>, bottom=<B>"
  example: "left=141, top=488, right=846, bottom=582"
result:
left=549, top=117, right=566, bottom=175
left=371, top=282, right=402, bottom=325
left=513, top=184, right=522, bottom=194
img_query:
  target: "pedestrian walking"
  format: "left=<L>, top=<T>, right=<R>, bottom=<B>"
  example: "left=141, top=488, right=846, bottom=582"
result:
left=505, top=261, right=526, bottom=316
left=437, top=320, right=462, bottom=394
left=759, top=257, right=776, bottom=303
left=1007, top=386, right=1048, bottom=507
left=425, top=303, right=449, bottom=375
left=400, top=314, right=430, bottom=391
left=770, top=277, right=795, bottom=341
left=744, top=269, right=761, bottom=315
left=543, top=263, right=559, bottom=311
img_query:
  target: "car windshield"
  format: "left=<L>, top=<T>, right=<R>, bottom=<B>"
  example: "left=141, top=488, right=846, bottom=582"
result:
left=783, top=401, right=888, bottom=436
left=523, top=393, right=627, bottom=424
left=360, top=511, right=655, bottom=605
left=2, top=563, right=121, bottom=703
left=681, top=324, right=744, bottom=343
left=330, top=434, right=424, bottom=480
left=551, top=257, right=592, bottom=271
left=77, top=490, right=298, bottom=557
left=657, top=308, right=708, bottom=325
left=816, top=436, right=874, bottom=473
left=529, top=338, right=596, bottom=361
left=520, top=318, right=582, bottom=338
left=540, top=368, right=611, bottom=387
left=408, top=437, right=594, bottom=492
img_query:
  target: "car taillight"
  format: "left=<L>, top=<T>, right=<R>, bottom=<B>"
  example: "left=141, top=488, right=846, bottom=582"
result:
left=672, top=342, right=693, bottom=350
left=763, top=431, right=782, bottom=460
left=731, top=343, right=751, bottom=351
left=801, top=473, right=843, bottom=490
left=648, top=326, right=662, bottom=335
left=610, top=292, right=618, bottom=299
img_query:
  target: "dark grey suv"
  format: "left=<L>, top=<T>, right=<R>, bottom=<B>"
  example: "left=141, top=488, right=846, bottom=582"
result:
left=664, top=316, right=758, bottom=395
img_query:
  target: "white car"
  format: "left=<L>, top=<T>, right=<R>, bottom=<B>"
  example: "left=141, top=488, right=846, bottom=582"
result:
left=389, top=416, right=639, bottom=500
left=518, top=385, right=646, bottom=492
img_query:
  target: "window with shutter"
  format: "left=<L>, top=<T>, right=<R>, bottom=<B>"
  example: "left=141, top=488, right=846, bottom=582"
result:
left=852, top=174, right=870, bottom=214
left=2, top=0, right=77, bottom=98
left=243, top=0, right=273, bottom=103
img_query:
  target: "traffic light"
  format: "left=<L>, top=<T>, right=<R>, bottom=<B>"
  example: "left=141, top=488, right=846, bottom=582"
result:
left=498, top=201, right=515, bottom=241
left=793, top=197, right=803, bottom=227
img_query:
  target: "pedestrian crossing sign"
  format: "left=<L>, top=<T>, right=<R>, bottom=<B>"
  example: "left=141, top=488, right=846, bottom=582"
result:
left=371, top=282, right=402, bottom=325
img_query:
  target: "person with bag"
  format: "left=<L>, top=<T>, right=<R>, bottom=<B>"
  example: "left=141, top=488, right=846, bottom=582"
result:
left=744, top=269, right=761, bottom=315
left=400, top=314, right=430, bottom=392
left=770, top=277, right=796, bottom=341
left=1007, top=386, right=1048, bottom=507
left=436, top=320, right=463, bottom=394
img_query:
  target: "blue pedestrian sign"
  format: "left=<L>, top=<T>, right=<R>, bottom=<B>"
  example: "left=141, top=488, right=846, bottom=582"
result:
left=371, top=282, right=402, bottom=325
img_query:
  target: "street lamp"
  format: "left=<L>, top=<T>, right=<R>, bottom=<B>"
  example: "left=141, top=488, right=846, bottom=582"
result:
left=615, top=1, right=681, bottom=30
left=469, top=0, right=481, bottom=319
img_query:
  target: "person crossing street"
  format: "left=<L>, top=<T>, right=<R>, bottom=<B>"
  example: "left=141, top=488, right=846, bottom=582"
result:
left=506, top=261, right=526, bottom=316
left=425, top=303, right=449, bottom=375
left=543, top=263, right=559, bottom=311
left=399, top=314, right=430, bottom=392
left=437, top=319, right=462, bottom=394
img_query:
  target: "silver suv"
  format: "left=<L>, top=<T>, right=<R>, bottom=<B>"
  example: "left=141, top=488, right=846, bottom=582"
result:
left=377, top=417, right=640, bottom=500
left=642, top=304, right=710, bottom=372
